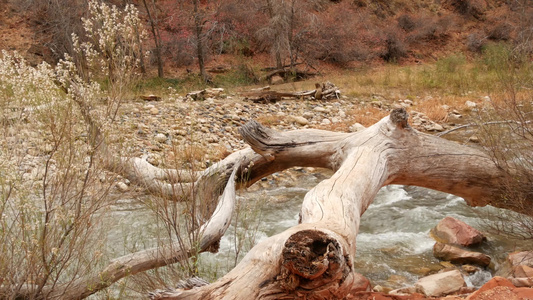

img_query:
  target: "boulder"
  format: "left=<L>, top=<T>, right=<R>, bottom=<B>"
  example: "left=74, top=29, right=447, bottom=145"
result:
left=414, top=269, right=466, bottom=297
left=508, top=251, right=533, bottom=267
left=433, top=242, right=491, bottom=267
left=513, top=265, right=533, bottom=278
left=431, top=216, right=486, bottom=246
left=466, top=276, right=516, bottom=300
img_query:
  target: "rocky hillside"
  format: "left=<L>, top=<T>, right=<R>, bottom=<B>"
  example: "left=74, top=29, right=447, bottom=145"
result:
left=1, top=0, right=532, bottom=74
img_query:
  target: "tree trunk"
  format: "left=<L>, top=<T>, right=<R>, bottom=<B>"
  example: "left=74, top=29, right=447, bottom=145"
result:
left=142, top=0, right=163, bottom=77
left=148, top=108, right=511, bottom=299
left=193, top=0, right=208, bottom=82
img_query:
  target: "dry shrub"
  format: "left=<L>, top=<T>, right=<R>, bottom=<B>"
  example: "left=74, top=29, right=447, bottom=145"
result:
left=466, top=32, right=487, bottom=53
left=349, top=106, right=389, bottom=127
left=397, top=14, right=416, bottom=32
left=405, top=15, right=453, bottom=45
left=487, top=22, right=513, bottom=41
left=443, top=0, right=486, bottom=20
left=256, top=114, right=285, bottom=126
left=380, top=29, right=407, bottom=62
left=415, top=98, right=449, bottom=122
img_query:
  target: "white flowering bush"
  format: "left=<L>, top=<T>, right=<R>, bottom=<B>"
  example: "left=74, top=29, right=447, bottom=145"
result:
left=0, top=0, right=146, bottom=296
left=72, top=0, right=146, bottom=119
left=0, top=48, right=115, bottom=298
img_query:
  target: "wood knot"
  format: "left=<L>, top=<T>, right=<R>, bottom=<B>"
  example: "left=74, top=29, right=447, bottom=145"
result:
left=390, top=108, right=410, bottom=129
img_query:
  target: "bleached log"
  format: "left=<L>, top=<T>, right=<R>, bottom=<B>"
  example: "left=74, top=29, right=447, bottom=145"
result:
left=150, top=108, right=509, bottom=299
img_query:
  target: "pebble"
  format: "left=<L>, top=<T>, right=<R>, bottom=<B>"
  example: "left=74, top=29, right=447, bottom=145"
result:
left=155, top=133, right=167, bottom=143
left=292, top=116, right=309, bottom=126
left=150, top=107, right=159, bottom=115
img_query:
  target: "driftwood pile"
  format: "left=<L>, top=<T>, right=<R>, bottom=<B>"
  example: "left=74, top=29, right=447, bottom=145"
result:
left=242, top=82, right=341, bottom=103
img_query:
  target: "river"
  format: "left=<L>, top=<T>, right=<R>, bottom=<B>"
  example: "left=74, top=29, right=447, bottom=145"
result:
left=107, top=167, right=531, bottom=293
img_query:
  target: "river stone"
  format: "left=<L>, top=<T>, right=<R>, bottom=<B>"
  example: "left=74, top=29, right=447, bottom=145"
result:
left=414, top=269, right=465, bottom=297
left=116, top=182, right=129, bottom=192
left=431, top=216, right=486, bottom=246
left=150, top=107, right=159, bottom=115
left=314, top=106, right=327, bottom=112
left=155, top=133, right=167, bottom=143
left=321, top=118, right=331, bottom=125
left=433, top=242, right=491, bottom=267
left=291, top=116, right=309, bottom=126
left=508, top=251, right=533, bottom=267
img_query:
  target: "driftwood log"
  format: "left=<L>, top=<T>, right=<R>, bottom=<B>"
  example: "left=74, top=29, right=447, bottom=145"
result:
left=20, top=106, right=523, bottom=299
left=243, top=82, right=340, bottom=103
left=143, top=108, right=511, bottom=299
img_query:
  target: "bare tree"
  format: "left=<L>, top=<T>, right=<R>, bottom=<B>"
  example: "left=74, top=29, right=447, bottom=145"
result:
left=142, top=0, right=164, bottom=77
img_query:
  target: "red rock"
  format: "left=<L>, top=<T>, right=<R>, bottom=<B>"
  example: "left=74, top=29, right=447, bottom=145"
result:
left=433, top=242, right=491, bottom=267
left=431, top=216, right=486, bottom=247
left=414, top=270, right=465, bottom=297
left=466, top=276, right=515, bottom=300
left=515, top=287, right=533, bottom=299
left=349, top=273, right=372, bottom=293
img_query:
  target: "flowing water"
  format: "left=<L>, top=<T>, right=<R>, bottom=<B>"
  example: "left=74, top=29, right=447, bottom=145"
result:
left=109, top=168, right=531, bottom=291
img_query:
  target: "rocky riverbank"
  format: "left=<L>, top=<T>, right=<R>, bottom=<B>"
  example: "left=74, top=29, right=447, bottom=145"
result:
left=111, top=88, right=471, bottom=168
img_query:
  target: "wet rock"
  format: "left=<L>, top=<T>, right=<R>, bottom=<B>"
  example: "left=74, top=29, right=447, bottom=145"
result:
left=462, top=264, right=480, bottom=274
left=433, top=242, right=491, bottom=267
left=431, top=216, right=486, bottom=247
left=414, top=269, right=466, bottom=297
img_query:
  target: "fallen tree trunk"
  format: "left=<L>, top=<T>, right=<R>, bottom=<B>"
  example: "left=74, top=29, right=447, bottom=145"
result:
left=32, top=102, right=520, bottom=299
left=148, top=108, right=512, bottom=299
left=242, top=82, right=340, bottom=103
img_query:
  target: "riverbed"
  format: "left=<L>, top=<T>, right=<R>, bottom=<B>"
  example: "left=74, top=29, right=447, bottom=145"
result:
left=107, top=167, right=532, bottom=293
